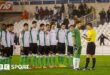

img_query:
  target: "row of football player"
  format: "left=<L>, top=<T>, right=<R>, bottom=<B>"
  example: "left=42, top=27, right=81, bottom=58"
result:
left=0, top=21, right=75, bottom=58
left=0, top=21, right=76, bottom=69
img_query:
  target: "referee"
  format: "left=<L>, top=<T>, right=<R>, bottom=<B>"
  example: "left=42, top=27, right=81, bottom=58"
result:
left=83, top=23, right=96, bottom=70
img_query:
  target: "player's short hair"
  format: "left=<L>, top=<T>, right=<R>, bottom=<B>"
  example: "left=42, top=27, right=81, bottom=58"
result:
left=61, top=23, right=65, bottom=26
left=86, top=23, right=93, bottom=28
left=76, top=20, right=81, bottom=24
left=46, top=24, right=50, bottom=26
left=23, top=23, right=28, bottom=27
left=40, top=23, right=45, bottom=27
left=2, top=23, right=6, bottom=26
left=1, top=24, right=6, bottom=30
left=50, top=21, right=55, bottom=26
left=2, top=23, right=6, bottom=27
left=9, top=23, right=14, bottom=27
left=6, top=24, right=10, bottom=28
left=69, top=25, right=75, bottom=28
left=32, top=21, right=37, bottom=24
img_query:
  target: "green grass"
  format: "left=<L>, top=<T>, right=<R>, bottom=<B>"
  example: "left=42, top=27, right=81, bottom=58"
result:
left=0, top=55, right=110, bottom=75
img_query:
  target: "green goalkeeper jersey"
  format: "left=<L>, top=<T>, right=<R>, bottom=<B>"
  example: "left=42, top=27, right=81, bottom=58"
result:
left=72, top=28, right=81, bottom=48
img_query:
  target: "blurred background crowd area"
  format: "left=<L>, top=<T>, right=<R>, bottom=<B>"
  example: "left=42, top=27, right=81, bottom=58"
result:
left=0, top=0, right=110, bottom=55
left=0, top=0, right=110, bottom=26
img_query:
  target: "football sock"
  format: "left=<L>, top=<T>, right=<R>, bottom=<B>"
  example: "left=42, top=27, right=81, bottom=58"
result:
left=20, top=55, right=25, bottom=65
left=9, top=56, right=12, bottom=65
left=32, top=55, right=37, bottom=66
left=85, top=58, right=90, bottom=68
left=59, top=54, right=64, bottom=65
left=76, top=58, right=80, bottom=69
left=28, top=55, right=32, bottom=66
left=50, top=55, right=54, bottom=66
left=64, top=55, right=67, bottom=66
left=43, top=55, right=46, bottom=67
left=48, top=55, right=51, bottom=66
left=24, top=56, right=28, bottom=65
left=55, top=54, right=59, bottom=66
left=69, top=56, right=73, bottom=66
left=46, top=55, right=49, bottom=66
left=73, top=57, right=79, bottom=69
left=53, top=55, right=56, bottom=66
left=0, top=59, right=1, bottom=64
left=92, top=58, right=96, bottom=68
left=61, top=55, right=64, bottom=65
left=37, top=55, right=41, bottom=67
left=67, top=56, right=70, bottom=66
left=5, top=57, right=8, bottom=64
left=7, top=57, right=11, bottom=64
left=45, top=55, right=48, bottom=66
left=2, top=57, right=5, bottom=64
left=40, top=55, right=43, bottom=67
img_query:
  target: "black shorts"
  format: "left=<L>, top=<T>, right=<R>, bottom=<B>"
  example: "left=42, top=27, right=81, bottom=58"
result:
left=68, top=46, right=73, bottom=55
left=21, top=47, right=29, bottom=56
left=87, top=42, right=96, bottom=55
left=30, top=43, right=38, bottom=54
left=38, top=46, right=45, bottom=55
left=0, top=45, right=4, bottom=56
left=44, top=46, right=50, bottom=55
left=10, top=45, right=13, bottom=56
left=2, top=47, right=11, bottom=57
left=50, top=45, right=57, bottom=54
left=58, top=43, right=65, bottom=54
left=0, top=48, right=3, bottom=56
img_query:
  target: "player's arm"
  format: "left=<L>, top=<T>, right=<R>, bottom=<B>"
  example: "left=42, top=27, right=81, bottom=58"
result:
left=37, top=29, right=40, bottom=44
left=82, top=34, right=91, bottom=41
left=73, top=36, right=76, bottom=47
left=19, top=32, right=23, bottom=49
left=13, top=33, right=16, bottom=49
left=0, top=32, right=2, bottom=48
left=72, top=30, right=76, bottom=48
left=0, top=31, right=1, bottom=45
left=83, top=36, right=91, bottom=41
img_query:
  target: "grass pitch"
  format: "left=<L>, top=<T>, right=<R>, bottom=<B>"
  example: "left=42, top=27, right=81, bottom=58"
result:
left=0, top=55, right=110, bottom=75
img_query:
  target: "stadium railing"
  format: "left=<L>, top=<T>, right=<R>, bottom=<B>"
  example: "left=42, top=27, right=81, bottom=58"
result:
left=0, top=0, right=110, bottom=5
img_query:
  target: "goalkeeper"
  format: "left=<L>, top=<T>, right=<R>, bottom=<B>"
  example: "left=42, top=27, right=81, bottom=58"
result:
left=72, top=21, right=82, bottom=70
